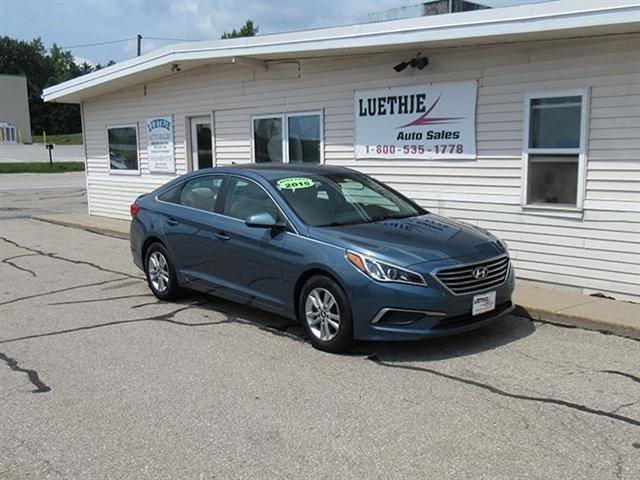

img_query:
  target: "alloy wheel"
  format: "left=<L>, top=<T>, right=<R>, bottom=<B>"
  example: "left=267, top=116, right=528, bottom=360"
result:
left=305, top=287, right=341, bottom=341
left=148, top=251, right=170, bottom=293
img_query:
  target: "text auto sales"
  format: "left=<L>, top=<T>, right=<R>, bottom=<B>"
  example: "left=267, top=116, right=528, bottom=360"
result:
left=358, top=93, right=461, bottom=154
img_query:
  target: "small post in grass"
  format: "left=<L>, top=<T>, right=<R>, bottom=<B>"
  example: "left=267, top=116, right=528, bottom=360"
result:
left=46, top=143, right=54, bottom=167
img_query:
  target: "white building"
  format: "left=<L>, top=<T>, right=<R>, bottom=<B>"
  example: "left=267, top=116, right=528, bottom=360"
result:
left=44, top=0, right=640, bottom=301
left=0, top=74, right=32, bottom=143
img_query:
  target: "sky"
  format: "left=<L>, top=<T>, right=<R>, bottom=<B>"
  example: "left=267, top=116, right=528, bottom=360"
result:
left=1, top=0, right=553, bottom=66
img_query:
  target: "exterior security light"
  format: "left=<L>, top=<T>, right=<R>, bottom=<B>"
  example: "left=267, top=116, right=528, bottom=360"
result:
left=413, top=56, right=429, bottom=70
left=393, top=61, right=408, bottom=72
left=394, top=53, right=428, bottom=72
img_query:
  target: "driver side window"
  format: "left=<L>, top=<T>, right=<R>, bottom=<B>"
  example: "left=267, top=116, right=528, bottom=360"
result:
left=223, top=177, right=279, bottom=221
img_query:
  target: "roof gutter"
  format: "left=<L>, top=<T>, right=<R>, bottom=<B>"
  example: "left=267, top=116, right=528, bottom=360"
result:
left=43, top=0, right=640, bottom=103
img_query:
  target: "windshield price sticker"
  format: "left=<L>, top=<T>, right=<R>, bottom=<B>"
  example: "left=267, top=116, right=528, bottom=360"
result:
left=277, top=177, right=315, bottom=191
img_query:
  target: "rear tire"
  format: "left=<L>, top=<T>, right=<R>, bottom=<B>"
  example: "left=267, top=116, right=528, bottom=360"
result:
left=299, top=275, right=353, bottom=353
left=144, top=242, right=180, bottom=301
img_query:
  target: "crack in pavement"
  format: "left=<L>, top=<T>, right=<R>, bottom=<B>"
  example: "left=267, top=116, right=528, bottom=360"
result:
left=101, top=280, right=140, bottom=290
left=0, top=299, right=305, bottom=347
left=612, top=400, right=639, bottom=414
left=0, top=351, right=51, bottom=393
left=3, top=253, right=39, bottom=261
left=0, top=235, right=141, bottom=280
left=131, top=301, right=163, bottom=309
left=2, top=253, right=38, bottom=277
left=367, top=355, right=640, bottom=428
left=600, top=370, right=640, bottom=386
left=0, top=304, right=208, bottom=345
left=0, top=277, right=130, bottom=306
left=511, top=349, right=640, bottom=392
left=48, top=294, right=149, bottom=306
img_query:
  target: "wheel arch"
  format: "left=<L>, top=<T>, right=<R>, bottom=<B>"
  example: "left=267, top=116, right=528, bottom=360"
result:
left=293, top=267, right=348, bottom=322
left=141, top=236, right=166, bottom=269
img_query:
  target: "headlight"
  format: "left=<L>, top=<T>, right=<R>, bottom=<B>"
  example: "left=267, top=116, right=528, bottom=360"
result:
left=346, top=251, right=427, bottom=286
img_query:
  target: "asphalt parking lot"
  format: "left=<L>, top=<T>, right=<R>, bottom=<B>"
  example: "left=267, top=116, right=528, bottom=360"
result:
left=1, top=182, right=639, bottom=479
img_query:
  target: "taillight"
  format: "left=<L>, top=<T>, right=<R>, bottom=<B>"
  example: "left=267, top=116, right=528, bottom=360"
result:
left=130, top=203, right=141, bottom=217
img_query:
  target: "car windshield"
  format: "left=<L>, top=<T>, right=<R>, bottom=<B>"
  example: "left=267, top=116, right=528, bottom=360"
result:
left=272, top=172, right=425, bottom=227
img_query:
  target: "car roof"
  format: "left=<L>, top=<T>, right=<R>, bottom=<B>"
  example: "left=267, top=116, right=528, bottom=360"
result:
left=197, top=163, right=355, bottom=181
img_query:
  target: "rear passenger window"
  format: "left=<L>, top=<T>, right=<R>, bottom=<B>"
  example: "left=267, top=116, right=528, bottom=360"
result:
left=158, top=183, right=182, bottom=204
left=223, top=177, right=279, bottom=221
left=179, top=175, right=224, bottom=213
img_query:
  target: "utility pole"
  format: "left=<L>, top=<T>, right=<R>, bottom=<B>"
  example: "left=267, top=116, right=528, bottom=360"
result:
left=137, top=34, right=142, bottom=56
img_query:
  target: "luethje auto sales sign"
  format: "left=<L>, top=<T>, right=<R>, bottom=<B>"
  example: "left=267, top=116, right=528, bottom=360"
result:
left=354, top=80, right=477, bottom=159
left=147, top=115, right=175, bottom=173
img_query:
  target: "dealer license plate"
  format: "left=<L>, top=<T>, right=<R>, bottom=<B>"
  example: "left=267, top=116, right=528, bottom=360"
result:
left=472, top=291, right=496, bottom=316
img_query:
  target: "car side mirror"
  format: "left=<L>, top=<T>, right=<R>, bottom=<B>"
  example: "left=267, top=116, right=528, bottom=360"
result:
left=245, top=212, right=287, bottom=230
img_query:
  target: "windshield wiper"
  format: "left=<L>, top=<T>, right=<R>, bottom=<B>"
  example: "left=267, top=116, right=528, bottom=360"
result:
left=370, top=213, right=414, bottom=222
left=317, top=220, right=364, bottom=227
left=318, top=222, right=345, bottom=227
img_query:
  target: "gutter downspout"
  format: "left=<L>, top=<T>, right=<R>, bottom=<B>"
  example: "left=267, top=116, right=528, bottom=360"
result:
left=80, top=101, right=91, bottom=216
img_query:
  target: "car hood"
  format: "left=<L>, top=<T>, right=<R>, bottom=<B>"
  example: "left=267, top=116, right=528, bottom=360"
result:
left=308, top=214, right=505, bottom=267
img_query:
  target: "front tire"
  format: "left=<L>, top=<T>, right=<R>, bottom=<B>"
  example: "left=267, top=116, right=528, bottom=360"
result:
left=299, top=275, right=353, bottom=353
left=145, top=242, right=180, bottom=301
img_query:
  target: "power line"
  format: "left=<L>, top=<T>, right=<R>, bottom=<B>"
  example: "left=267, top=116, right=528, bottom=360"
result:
left=61, top=38, right=134, bottom=49
left=61, top=36, right=199, bottom=51
left=145, top=36, right=200, bottom=42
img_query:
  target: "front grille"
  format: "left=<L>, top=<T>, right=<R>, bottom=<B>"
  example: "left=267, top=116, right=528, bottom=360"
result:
left=434, top=256, right=510, bottom=295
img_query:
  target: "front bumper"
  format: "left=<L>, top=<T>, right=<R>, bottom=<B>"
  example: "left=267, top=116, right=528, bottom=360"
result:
left=346, top=261, right=515, bottom=341
left=364, top=301, right=514, bottom=341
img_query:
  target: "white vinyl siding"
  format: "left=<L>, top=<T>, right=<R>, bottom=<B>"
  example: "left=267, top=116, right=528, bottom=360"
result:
left=82, top=33, right=640, bottom=301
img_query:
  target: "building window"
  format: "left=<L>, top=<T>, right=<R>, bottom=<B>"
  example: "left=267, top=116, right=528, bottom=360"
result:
left=523, top=91, right=588, bottom=208
left=0, top=123, right=17, bottom=144
left=107, top=124, right=139, bottom=173
left=254, top=117, right=283, bottom=163
left=252, top=111, right=322, bottom=164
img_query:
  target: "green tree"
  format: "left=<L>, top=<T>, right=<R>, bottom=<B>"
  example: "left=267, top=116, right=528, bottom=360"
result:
left=221, top=20, right=259, bottom=39
left=94, top=60, right=116, bottom=71
left=0, top=36, right=115, bottom=135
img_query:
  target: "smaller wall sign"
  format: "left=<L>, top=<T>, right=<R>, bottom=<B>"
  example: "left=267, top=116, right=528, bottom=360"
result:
left=354, top=80, right=477, bottom=160
left=147, top=115, right=175, bottom=173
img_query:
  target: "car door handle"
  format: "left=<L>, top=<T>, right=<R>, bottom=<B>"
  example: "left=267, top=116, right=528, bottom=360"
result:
left=215, top=231, right=230, bottom=241
left=166, top=217, right=179, bottom=226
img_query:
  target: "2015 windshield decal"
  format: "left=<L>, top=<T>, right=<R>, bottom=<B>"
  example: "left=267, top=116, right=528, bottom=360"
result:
left=277, top=177, right=315, bottom=191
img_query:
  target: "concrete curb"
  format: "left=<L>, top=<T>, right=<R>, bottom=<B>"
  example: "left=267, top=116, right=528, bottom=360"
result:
left=33, top=215, right=130, bottom=240
left=31, top=213, right=640, bottom=342
left=513, top=305, right=640, bottom=341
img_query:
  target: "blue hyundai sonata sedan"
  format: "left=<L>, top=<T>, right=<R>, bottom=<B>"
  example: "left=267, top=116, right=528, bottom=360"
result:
left=130, top=164, right=514, bottom=352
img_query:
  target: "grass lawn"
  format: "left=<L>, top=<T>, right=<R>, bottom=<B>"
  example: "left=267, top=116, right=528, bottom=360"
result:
left=32, top=133, right=83, bottom=145
left=0, top=162, right=85, bottom=174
